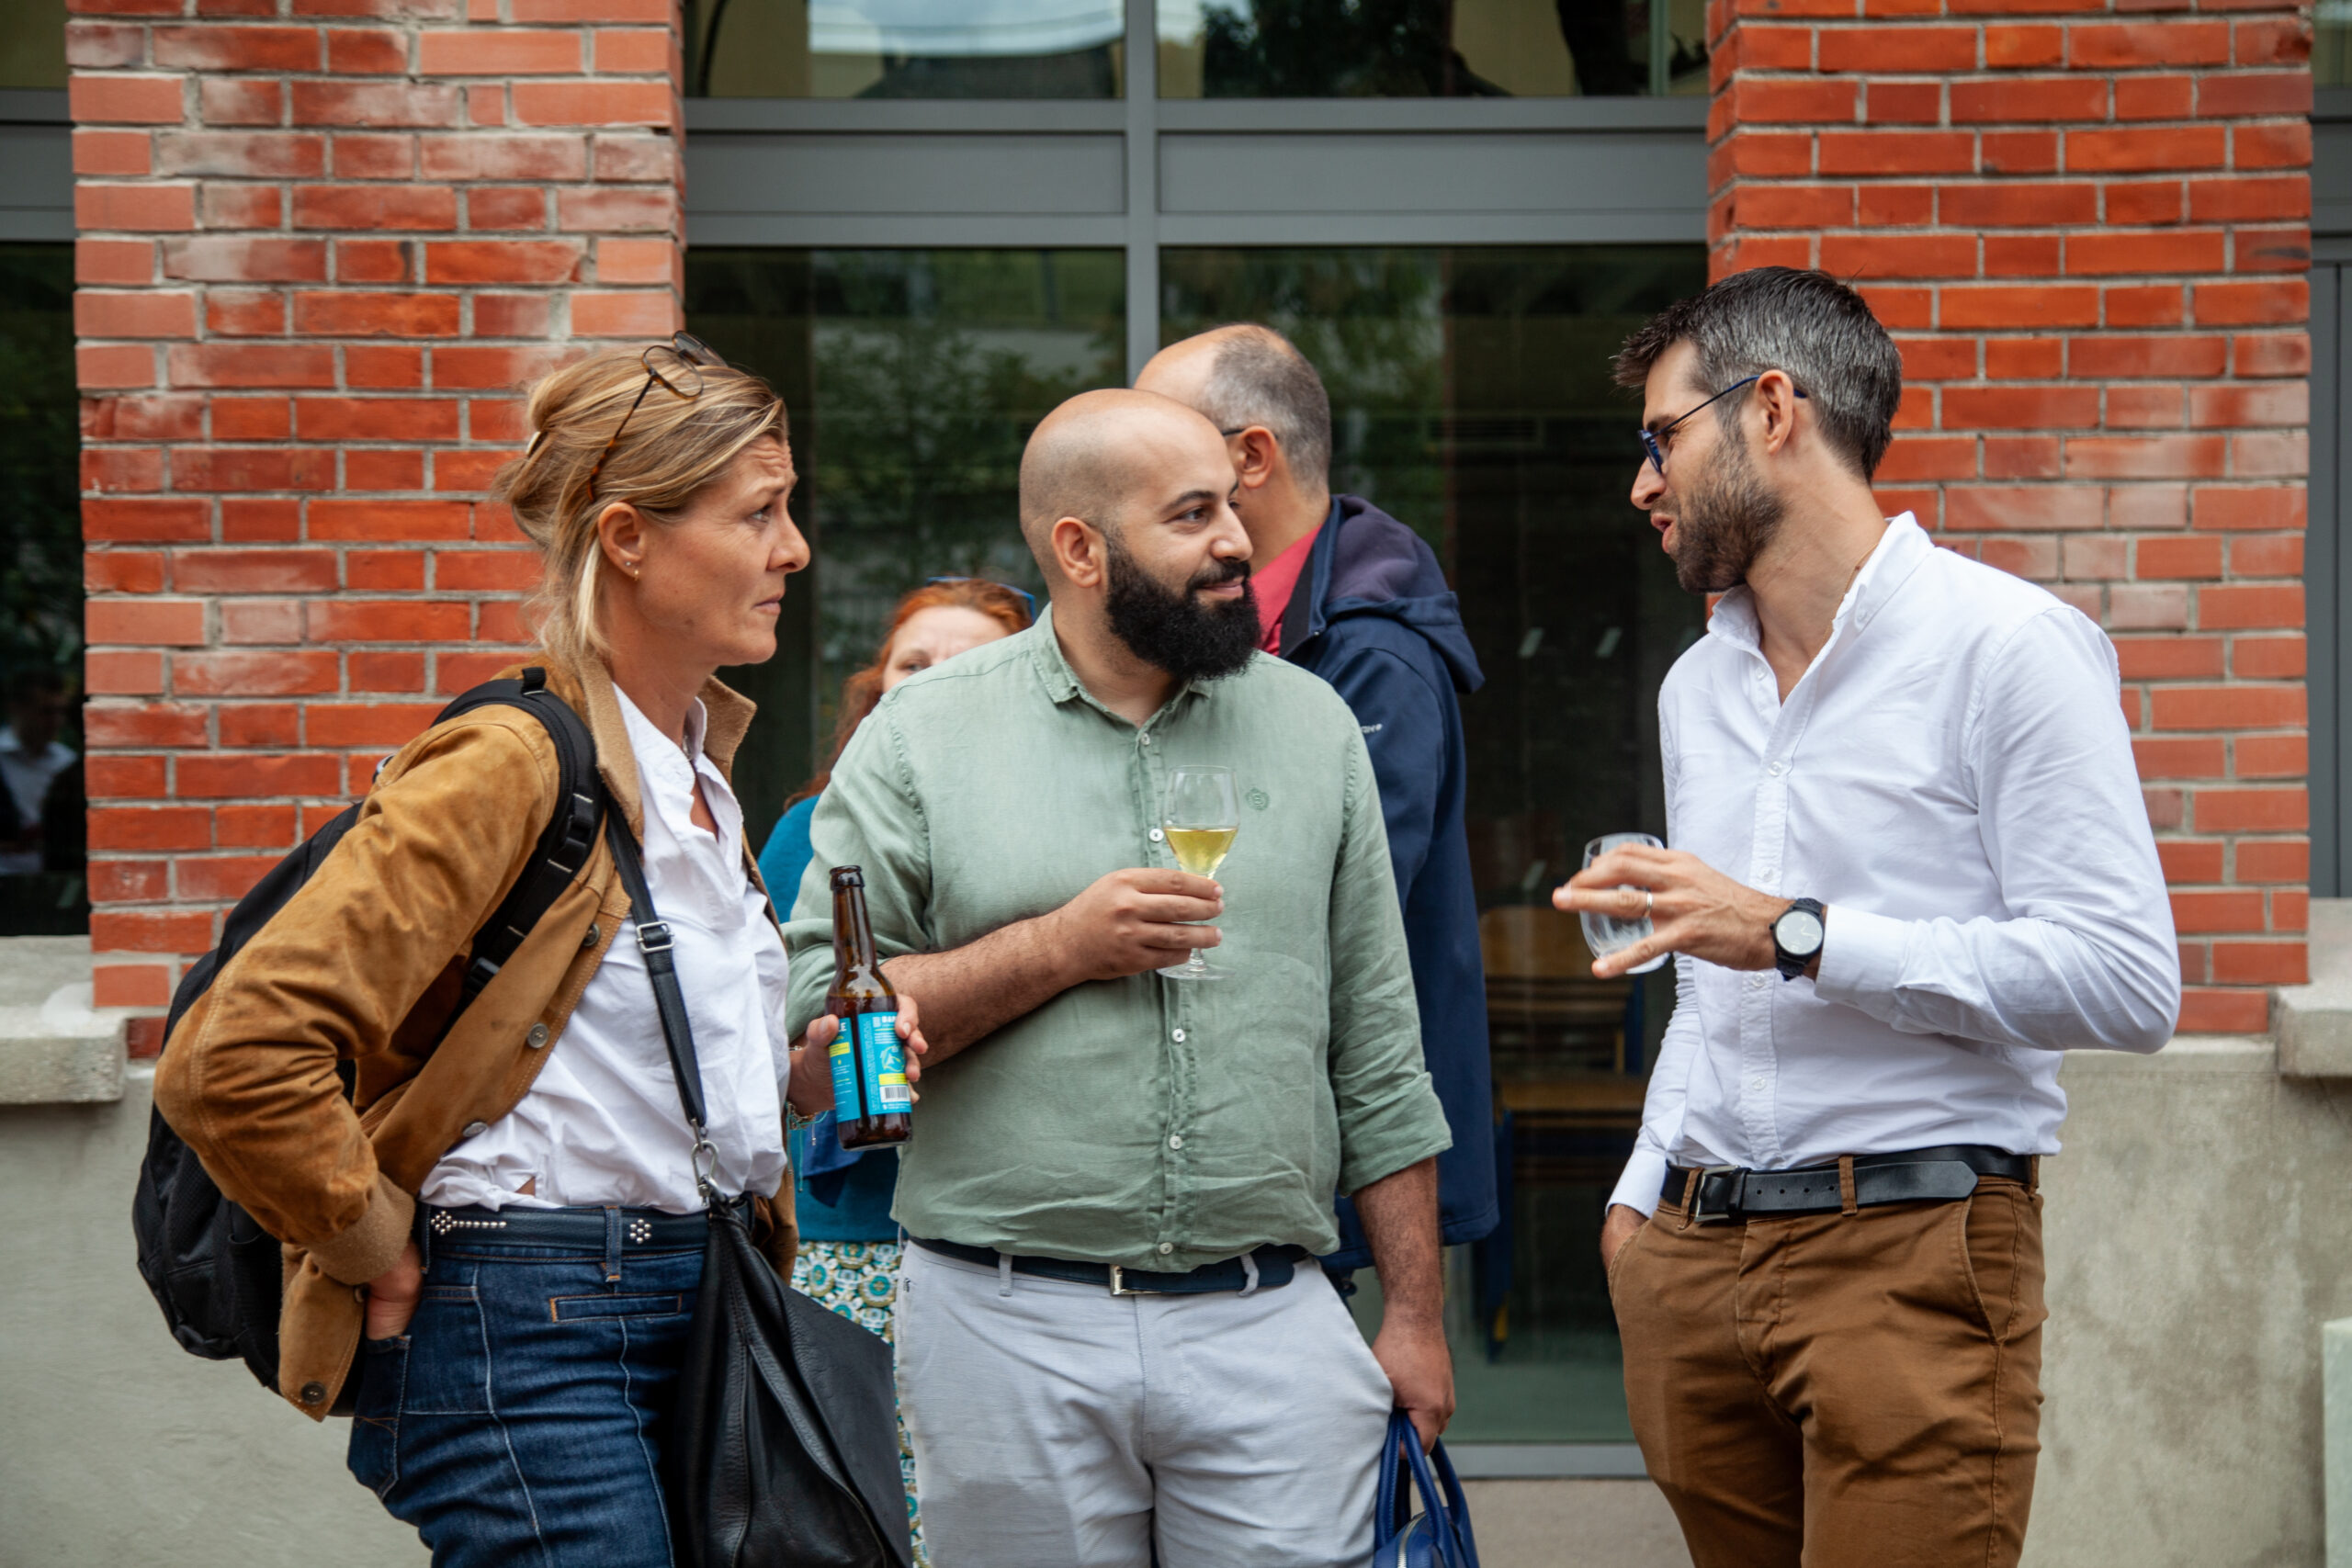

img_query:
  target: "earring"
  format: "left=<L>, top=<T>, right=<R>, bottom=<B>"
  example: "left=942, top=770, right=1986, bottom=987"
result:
left=625, top=559, right=641, bottom=578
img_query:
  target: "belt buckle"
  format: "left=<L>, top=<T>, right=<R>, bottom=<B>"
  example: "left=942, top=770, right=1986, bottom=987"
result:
left=1687, top=1165, right=1742, bottom=1224
left=1107, top=1266, right=1130, bottom=1297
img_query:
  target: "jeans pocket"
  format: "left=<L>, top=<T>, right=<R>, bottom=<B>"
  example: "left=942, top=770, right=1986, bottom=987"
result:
left=347, top=1335, right=408, bottom=1501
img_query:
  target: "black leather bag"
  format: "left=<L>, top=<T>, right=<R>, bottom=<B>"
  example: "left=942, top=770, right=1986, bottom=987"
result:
left=604, top=815, right=912, bottom=1568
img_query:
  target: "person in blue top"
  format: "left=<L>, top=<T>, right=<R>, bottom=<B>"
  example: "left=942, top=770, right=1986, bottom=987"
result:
left=756, top=575, right=1032, bottom=1562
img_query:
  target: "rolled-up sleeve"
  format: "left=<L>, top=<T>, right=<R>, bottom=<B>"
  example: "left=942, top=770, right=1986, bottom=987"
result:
left=1325, top=728, right=1453, bottom=1194
left=1812, top=605, right=2181, bottom=1054
left=784, top=704, right=934, bottom=1040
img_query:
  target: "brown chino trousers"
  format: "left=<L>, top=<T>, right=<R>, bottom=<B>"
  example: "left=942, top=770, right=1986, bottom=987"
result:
left=1609, top=1171, right=2045, bottom=1568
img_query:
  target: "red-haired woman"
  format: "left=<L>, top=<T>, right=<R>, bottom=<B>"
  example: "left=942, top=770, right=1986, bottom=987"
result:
left=755, top=575, right=1032, bottom=1562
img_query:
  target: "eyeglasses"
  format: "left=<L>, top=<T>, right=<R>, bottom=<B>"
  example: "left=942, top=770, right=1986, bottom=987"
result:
left=1638, top=374, right=1807, bottom=477
left=926, top=576, right=1038, bottom=617
left=583, top=331, right=731, bottom=503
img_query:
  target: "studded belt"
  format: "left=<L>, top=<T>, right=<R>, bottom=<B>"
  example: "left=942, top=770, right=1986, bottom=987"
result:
left=421, top=1195, right=749, bottom=1253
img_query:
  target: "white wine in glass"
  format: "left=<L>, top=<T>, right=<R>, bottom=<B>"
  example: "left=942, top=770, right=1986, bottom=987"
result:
left=1160, top=764, right=1238, bottom=981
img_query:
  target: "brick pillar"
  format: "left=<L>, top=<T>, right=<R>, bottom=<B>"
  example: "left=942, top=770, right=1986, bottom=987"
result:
left=1710, top=1, right=2313, bottom=1033
left=71, top=0, right=684, bottom=1023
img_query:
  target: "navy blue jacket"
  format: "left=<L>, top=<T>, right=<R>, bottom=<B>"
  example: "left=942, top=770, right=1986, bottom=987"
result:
left=1280, top=496, right=1497, bottom=1268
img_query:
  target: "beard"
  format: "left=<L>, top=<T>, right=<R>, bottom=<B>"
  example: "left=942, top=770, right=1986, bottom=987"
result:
left=1665, top=433, right=1787, bottom=595
left=1102, top=532, right=1261, bottom=683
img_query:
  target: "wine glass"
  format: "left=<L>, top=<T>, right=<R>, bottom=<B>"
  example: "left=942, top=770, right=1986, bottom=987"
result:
left=1580, top=833, right=1670, bottom=976
left=1159, top=764, right=1238, bottom=982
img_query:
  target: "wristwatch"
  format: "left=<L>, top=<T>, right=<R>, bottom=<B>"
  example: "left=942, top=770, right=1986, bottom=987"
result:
left=1771, top=897, right=1826, bottom=980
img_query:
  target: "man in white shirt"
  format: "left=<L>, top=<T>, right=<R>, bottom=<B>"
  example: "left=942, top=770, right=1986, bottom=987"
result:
left=1558, top=267, right=2179, bottom=1568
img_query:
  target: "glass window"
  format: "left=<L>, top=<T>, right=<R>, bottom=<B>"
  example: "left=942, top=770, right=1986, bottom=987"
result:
left=1157, top=0, right=1708, bottom=98
left=1160, top=244, right=1708, bottom=1443
left=684, top=249, right=1124, bottom=847
left=0, top=0, right=66, bottom=90
left=2322, top=6, right=2352, bottom=86
left=692, top=0, right=1126, bottom=98
left=0, top=245, right=85, bottom=936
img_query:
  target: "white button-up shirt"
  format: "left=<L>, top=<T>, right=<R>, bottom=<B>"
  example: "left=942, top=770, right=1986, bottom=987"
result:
left=1610, top=513, right=2179, bottom=1217
left=422, top=689, right=792, bottom=1214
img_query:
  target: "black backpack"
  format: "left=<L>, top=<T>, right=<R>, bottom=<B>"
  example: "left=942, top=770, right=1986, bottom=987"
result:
left=130, top=670, right=604, bottom=1401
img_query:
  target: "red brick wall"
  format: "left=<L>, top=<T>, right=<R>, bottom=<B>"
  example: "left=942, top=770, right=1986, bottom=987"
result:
left=69, top=6, right=2316, bottom=1041
left=1708, top=0, right=2313, bottom=1032
left=70, top=0, right=683, bottom=1025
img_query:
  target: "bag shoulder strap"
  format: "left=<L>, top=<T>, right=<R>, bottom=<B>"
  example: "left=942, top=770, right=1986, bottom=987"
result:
left=433, top=667, right=604, bottom=1010
left=602, top=810, right=721, bottom=1201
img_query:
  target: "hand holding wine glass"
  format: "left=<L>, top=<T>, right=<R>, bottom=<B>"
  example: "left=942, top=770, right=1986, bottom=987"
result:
left=1159, top=764, right=1239, bottom=982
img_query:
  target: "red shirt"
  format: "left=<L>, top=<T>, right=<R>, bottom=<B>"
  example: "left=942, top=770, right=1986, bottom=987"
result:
left=1251, top=526, right=1321, bottom=653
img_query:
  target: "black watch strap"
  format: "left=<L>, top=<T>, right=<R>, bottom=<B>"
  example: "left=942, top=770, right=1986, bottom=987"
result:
left=1773, top=897, right=1826, bottom=981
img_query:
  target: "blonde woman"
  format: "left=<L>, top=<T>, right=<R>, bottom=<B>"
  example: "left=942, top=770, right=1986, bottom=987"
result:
left=156, top=333, right=922, bottom=1567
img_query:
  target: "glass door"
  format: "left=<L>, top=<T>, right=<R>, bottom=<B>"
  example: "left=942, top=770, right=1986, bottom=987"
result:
left=1159, top=243, right=1707, bottom=1442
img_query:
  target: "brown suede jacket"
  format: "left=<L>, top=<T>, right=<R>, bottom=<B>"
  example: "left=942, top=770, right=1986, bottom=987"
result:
left=153, top=653, right=797, bottom=1420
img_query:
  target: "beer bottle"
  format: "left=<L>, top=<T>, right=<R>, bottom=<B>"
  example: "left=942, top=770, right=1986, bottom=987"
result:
left=826, top=865, right=910, bottom=1149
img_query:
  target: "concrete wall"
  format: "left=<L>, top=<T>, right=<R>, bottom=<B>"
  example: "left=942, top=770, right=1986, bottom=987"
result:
left=10, top=1040, right=2347, bottom=1567
left=2028, top=1036, right=2352, bottom=1568
left=0, top=1066, right=424, bottom=1568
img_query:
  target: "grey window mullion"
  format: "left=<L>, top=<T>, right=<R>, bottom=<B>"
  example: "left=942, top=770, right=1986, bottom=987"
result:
left=1125, top=0, right=1160, bottom=380
left=2321, top=265, right=2350, bottom=896
left=2309, top=263, right=2343, bottom=896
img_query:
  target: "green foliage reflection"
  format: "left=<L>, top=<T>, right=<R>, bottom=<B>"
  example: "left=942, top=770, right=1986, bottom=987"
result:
left=686, top=249, right=1122, bottom=833
left=0, top=247, right=81, bottom=694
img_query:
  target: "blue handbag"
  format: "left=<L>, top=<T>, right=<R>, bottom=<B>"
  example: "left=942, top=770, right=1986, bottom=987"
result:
left=1372, top=1412, right=1481, bottom=1568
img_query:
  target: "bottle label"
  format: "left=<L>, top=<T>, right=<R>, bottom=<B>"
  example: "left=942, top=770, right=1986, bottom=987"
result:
left=830, top=1010, right=909, bottom=1119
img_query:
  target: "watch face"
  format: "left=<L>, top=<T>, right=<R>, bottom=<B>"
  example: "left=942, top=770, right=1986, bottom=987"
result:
left=1777, top=908, right=1825, bottom=956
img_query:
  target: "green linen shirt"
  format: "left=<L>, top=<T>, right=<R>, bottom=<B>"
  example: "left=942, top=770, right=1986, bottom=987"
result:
left=783, top=606, right=1451, bottom=1270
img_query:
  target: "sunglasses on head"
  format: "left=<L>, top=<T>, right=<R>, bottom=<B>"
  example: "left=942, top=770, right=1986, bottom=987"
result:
left=927, top=576, right=1037, bottom=617
left=571, top=332, right=733, bottom=504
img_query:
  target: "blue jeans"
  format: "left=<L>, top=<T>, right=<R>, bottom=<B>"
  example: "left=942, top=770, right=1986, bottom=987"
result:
left=347, top=1231, right=704, bottom=1568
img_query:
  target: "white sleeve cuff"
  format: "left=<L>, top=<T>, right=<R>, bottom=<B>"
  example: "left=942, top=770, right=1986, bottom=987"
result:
left=1608, top=1146, right=1669, bottom=1218
left=1812, top=904, right=1910, bottom=1007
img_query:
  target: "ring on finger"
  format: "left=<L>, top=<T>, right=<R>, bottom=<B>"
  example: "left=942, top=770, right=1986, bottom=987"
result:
left=1645, top=889, right=1655, bottom=917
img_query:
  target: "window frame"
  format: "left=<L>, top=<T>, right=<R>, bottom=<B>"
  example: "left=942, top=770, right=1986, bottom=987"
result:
left=683, top=0, right=1710, bottom=380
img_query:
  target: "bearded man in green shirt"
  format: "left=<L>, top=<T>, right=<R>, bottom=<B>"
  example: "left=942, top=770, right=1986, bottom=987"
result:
left=783, top=388, right=1455, bottom=1566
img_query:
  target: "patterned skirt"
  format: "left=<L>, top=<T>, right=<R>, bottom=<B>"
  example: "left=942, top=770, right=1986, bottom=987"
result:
left=791, top=1239, right=923, bottom=1565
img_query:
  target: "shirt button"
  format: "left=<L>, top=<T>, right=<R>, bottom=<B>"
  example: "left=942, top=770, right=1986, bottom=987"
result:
left=526, top=1023, right=549, bottom=1048
left=1149, top=829, right=1165, bottom=842
left=1169, top=1134, right=1184, bottom=1150
left=1171, top=1028, right=1186, bottom=1043
left=1766, top=761, right=1786, bottom=776
left=1140, top=734, right=1154, bottom=746
left=299, top=1382, right=326, bottom=1405
left=1750, top=1077, right=1766, bottom=1091
left=1747, top=976, right=1769, bottom=990
left=462, top=1121, right=489, bottom=1139
left=1158, top=1242, right=1174, bottom=1255
left=582, top=922, right=601, bottom=949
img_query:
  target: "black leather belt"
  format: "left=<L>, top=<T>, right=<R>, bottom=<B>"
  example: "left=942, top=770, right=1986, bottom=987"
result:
left=1663, top=1145, right=2032, bottom=1224
left=912, top=1236, right=1310, bottom=1295
left=421, top=1195, right=750, bottom=1251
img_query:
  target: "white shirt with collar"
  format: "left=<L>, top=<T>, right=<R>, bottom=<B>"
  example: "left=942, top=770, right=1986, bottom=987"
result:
left=1610, top=512, right=2180, bottom=1217
left=421, top=688, right=792, bottom=1214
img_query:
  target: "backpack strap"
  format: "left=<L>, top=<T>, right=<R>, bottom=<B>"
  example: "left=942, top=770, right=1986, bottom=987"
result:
left=427, top=666, right=605, bottom=1009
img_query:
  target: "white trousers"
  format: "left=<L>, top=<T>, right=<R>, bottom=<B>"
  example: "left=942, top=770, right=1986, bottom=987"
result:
left=896, top=1244, right=1396, bottom=1568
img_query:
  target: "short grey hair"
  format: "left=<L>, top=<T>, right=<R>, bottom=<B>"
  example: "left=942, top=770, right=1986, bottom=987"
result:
left=1190, top=324, right=1333, bottom=493
left=1612, top=267, right=1903, bottom=480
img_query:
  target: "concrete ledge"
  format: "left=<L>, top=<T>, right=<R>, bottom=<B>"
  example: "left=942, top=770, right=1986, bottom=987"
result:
left=2277, top=901, right=2352, bottom=1077
left=0, top=937, right=131, bottom=1105
left=2058, top=1033, right=2276, bottom=1077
